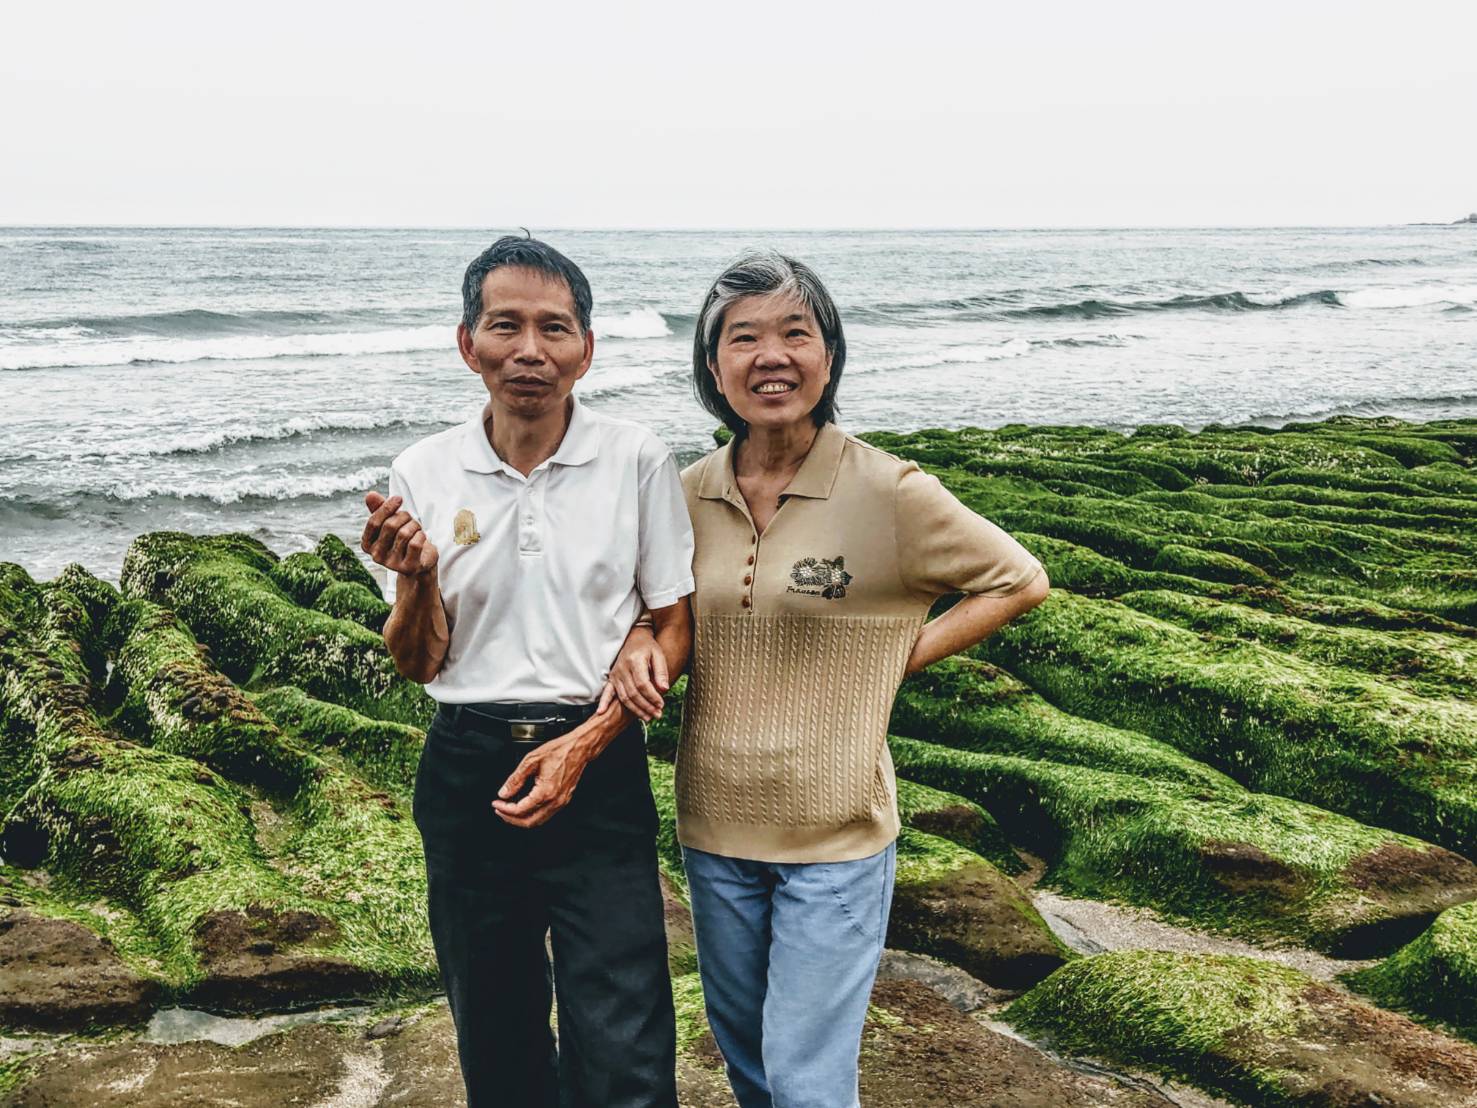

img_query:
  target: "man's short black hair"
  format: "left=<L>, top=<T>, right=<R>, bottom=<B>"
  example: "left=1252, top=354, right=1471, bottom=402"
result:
left=461, top=234, right=594, bottom=334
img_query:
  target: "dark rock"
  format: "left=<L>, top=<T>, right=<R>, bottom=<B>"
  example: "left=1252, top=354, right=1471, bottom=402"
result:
left=0, top=907, right=162, bottom=1031
left=366, top=1014, right=405, bottom=1039
left=188, top=908, right=377, bottom=1012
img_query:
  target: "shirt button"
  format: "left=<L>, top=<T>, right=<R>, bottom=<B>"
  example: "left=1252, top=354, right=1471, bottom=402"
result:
left=740, top=597, right=751, bottom=609
left=743, top=575, right=752, bottom=586
left=746, top=555, right=755, bottom=565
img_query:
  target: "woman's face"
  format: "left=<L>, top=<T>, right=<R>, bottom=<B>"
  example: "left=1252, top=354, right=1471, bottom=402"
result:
left=709, top=292, right=832, bottom=435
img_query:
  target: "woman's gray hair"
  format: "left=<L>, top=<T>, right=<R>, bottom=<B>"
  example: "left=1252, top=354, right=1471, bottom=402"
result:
left=692, top=250, right=847, bottom=438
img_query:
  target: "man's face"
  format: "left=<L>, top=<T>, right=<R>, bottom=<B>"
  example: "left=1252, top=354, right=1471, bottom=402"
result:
left=457, top=266, right=593, bottom=419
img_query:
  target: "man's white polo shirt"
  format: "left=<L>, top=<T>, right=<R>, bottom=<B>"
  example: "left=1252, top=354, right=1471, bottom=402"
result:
left=383, top=396, right=695, bottom=705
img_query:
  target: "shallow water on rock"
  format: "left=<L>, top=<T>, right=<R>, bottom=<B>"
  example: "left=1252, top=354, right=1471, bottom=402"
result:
left=1032, top=889, right=1381, bottom=981
left=142, top=1003, right=372, bottom=1047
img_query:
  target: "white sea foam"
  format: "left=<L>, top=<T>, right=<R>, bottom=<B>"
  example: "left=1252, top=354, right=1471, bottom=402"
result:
left=93, top=409, right=473, bottom=460
left=940, top=338, right=1033, bottom=362
left=1339, top=284, right=1477, bottom=309
left=98, top=465, right=392, bottom=505
left=0, top=324, right=451, bottom=371
left=592, top=307, right=673, bottom=339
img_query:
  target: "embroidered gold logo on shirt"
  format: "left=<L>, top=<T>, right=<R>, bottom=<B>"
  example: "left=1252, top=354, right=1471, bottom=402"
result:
left=453, top=509, right=481, bottom=546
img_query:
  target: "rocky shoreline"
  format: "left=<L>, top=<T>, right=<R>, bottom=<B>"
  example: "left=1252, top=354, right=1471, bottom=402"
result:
left=2, top=415, right=1475, bottom=1105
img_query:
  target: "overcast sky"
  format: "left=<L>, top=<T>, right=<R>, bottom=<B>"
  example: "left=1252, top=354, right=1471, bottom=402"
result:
left=3, top=0, right=1474, bottom=228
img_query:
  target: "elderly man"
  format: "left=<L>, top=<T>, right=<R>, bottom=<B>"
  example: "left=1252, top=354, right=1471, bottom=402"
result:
left=361, top=235, right=693, bottom=1108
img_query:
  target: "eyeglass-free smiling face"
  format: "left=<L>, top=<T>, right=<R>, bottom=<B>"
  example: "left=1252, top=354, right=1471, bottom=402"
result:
left=708, top=292, right=833, bottom=434
left=457, top=265, right=594, bottom=420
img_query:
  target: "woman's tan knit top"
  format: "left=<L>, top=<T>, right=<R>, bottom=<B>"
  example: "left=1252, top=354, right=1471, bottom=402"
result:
left=676, top=424, right=1044, bottom=864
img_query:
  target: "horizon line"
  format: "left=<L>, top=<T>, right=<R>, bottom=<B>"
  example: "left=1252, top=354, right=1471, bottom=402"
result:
left=1, top=221, right=1472, bottom=233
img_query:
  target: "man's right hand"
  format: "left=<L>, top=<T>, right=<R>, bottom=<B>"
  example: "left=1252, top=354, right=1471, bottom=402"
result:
left=363, top=491, right=439, bottom=578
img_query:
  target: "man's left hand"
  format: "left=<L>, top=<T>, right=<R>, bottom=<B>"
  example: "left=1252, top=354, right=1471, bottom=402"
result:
left=492, top=722, right=598, bottom=829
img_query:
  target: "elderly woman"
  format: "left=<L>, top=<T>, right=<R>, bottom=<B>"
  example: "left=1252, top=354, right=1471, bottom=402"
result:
left=607, top=252, right=1048, bottom=1108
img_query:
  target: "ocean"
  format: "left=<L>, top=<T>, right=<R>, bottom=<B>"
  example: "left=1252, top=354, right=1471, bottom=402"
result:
left=2, top=226, right=1475, bottom=582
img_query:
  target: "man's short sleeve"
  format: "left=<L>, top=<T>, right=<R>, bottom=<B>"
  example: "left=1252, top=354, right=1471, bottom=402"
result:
left=636, top=441, right=696, bottom=610
left=379, top=463, right=419, bottom=604
left=895, top=463, right=1043, bottom=599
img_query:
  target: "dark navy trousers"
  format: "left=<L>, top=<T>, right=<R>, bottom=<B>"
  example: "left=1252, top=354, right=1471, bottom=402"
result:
left=413, top=710, right=677, bottom=1108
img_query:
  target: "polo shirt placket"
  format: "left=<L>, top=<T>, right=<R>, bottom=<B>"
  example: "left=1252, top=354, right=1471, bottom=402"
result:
left=517, top=468, right=547, bottom=558
left=384, top=395, right=695, bottom=706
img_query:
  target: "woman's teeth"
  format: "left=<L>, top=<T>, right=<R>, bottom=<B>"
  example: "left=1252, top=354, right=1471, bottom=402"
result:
left=754, top=382, right=794, bottom=394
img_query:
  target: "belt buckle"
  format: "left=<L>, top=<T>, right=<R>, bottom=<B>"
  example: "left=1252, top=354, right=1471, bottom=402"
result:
left=509, top=721, right=542, bottom=742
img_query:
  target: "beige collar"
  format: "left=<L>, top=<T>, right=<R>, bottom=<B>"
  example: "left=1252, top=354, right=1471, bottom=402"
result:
left=698, top=421, right=846, bottom=502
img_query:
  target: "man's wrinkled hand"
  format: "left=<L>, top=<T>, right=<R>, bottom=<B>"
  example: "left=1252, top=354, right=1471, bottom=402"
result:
left=491, top=730, right=593, bottom=829
left=362, top=490, right=439, bottom=578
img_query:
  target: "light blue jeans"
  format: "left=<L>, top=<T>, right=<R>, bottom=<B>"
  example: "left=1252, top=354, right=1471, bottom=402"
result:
left=682, top=841, right=897, bottom=1108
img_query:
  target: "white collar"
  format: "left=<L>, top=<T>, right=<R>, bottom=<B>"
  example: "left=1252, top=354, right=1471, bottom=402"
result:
left=458, top=394, right=601, bottom=476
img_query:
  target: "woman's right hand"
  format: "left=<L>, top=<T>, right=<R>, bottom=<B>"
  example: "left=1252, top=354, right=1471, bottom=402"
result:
left=599, top=624, right=669, bottom=721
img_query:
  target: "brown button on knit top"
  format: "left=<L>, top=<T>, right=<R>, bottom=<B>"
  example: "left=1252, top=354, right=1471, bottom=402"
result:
left=676, top=424, right=1044, bottom=863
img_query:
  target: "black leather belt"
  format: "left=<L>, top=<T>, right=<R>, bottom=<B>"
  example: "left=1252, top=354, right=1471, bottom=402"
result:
left=437, top=702, right=600, bottom=745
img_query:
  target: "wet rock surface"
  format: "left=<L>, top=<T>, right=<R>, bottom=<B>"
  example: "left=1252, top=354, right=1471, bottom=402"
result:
left=4, top=980, right=1190, bottom=1108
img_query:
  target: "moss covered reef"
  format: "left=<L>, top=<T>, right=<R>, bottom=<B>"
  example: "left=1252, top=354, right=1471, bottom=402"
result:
left=1006, top=950, right=1477, bottom=1106
left=894, top=776, right=1025, bottom=876
left=978, top=589, right=1477, bottom=855
left=863, top=417, right=1477, bottom=628
left=0, top=562, right=436, bottom=1019
left=119, top=532, right=430, bottom=726
left=893, top=655, right=1233, bottom=791
left=251, top=685, right=424, bottom=801
left=873, top=416, right=1477, bottom=862
left=888, top=733, right=1477, bottom=954
left=1344, top=898, right=1477, bottom=1038
left=2, top=415, right=1474, bottom=1105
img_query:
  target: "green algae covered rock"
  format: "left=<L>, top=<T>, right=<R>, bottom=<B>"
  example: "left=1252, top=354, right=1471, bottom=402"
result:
left=893, top=656, right=1232, bottom=791
left=269, top=552, right=337, bottom=608
left=314, top=533, right=380, bottom=594
left=867, top=417, right=1477, bottom=628
left=1006, top=950, right=1477, bottom=1106
left=889, top=827, right=1071, bottom=989
left=120, top=532, right=432, bottom=727
left=1118, top=588, right=1477, bottom=701
left=982, top=589, right=1477, bottom=857
left=894, top=776, right=1024, bottom=875
left=312, top=580, right=391, bottom=633
left=1344, top=898, right=1477, bottom=1039
left=0, top=563, right=435, bottom=1018
left=889, top=734, right=1477, bottom=953
left=250, top=685, right=424, bottom=799
left=1, top=565, right=327, bottom=991
left=100, top=586, right=435, bottom=1005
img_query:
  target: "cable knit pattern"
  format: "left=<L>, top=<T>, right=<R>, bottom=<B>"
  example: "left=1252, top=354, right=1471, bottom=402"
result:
left=675, top=425, right=1045, bottom=863
left=676, top=613, right=919, bottom=862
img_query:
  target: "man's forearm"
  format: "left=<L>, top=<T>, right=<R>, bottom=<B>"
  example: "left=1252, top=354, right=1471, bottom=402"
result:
left=384, top=570, right=450, bottom=683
